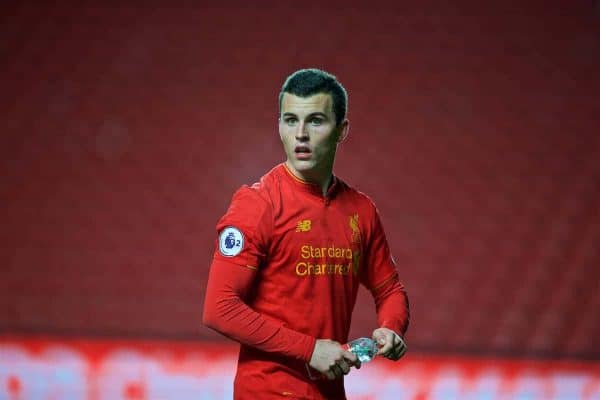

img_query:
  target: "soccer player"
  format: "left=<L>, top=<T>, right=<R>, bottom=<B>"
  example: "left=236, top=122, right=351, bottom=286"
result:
left=203, top=68, right=409, bottom=399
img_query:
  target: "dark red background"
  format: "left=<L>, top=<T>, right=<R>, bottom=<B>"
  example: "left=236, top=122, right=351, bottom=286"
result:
left=1, top=2, right=599, bottom=359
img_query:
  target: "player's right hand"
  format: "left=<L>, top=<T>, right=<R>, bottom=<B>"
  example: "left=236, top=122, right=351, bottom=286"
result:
left=309, top=339, right=359, bottom=380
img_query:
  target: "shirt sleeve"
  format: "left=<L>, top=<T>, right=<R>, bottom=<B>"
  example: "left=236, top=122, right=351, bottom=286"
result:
left=360, top=202, right=410, bottom=336
left=202, top=258, right=316, bottom=362
left=203, top=185, right=316, bottom=361
left=213, top=185, right=271, bottom=268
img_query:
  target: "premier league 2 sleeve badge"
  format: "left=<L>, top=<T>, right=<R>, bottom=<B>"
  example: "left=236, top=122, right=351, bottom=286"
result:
left=219, top=226, right=244, bottom=257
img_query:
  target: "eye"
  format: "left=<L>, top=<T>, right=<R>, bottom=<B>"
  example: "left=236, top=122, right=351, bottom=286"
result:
left=310, top=117, right=323, bottom=126
left=285, top=117, right=297, bottom=126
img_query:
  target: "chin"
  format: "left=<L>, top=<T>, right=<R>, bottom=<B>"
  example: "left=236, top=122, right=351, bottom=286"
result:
left=290, top=159, right=316, bottom=172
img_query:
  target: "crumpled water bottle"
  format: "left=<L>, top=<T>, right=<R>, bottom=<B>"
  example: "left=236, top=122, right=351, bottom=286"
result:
left=345, top=337, right=379, bottom=363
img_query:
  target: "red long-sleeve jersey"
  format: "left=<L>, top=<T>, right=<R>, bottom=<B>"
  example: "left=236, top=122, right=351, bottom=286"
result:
left=203, top=163, right=409, bottom=399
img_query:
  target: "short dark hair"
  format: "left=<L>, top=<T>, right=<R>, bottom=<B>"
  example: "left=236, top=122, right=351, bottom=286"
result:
left=279, top=68, right=348, bottom=126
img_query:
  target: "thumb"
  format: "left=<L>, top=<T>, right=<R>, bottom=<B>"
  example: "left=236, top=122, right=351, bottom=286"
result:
left=373, top=333, right=386, bottom=346
left=343, top=349, right=358, bottom=363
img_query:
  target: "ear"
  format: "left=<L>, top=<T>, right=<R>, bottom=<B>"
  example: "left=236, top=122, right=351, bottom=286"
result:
left=278, top=116, right=284, bottom=142
left=336, top=119, right=350, bottom=144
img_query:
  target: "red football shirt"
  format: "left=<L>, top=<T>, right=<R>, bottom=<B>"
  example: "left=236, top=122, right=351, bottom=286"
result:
left=203, top=163, right=409, bottom=399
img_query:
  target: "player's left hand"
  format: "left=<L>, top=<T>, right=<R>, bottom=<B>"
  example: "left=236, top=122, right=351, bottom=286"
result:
left=372, top=327, right=406, bottom=361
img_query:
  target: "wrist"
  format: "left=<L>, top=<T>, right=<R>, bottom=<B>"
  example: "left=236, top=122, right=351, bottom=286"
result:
left=303, top=336, right=318, bottom=363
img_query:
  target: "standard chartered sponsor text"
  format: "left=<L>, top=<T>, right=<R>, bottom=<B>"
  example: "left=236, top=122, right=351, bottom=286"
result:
left=297, top=244, right=354, bottom=276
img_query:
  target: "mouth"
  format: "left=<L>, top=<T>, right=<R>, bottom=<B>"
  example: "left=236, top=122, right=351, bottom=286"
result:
left=294, top=145, right=312, bottom=160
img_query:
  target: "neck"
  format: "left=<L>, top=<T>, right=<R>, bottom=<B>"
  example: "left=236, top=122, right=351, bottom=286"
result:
left=285, top=160, right=333, bottom=196
left=320, top=174, right=333, bottom=196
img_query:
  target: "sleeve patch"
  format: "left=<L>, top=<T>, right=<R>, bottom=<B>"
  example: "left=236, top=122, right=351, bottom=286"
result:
left=219, top=226, right=245, bottom=257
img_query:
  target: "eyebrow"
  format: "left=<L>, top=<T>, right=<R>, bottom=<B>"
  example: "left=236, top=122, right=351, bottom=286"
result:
left=282, top=112, right=328, bottom=119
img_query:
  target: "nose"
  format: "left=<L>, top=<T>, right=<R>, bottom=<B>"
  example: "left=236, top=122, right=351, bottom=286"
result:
left=295, top=121, right=309, bottom=141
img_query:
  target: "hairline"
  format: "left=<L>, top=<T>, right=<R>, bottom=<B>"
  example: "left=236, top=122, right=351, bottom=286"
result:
left=278, top=91, right=341, bottom=125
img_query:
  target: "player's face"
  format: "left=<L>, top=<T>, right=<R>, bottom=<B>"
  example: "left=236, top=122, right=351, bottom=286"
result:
left=279, top=93, right=348, bottom=183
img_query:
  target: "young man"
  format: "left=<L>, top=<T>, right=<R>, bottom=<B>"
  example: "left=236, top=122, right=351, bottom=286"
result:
left=203, top=68, right=409, bottom=399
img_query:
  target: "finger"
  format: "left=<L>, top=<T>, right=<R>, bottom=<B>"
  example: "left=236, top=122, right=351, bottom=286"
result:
left=388, top=338, right=407, bottom=360
left=396, top=341, right=407, bottom=359
left=324, top=369, right=336, bottom=380
left=383, top=333, right=402, bottom=357
left=392, top=336, right=405, bottom=354
left=331, top=363, right=344, bottom=379
left=391, top=346, right=405, bottom=360
left=377, top=340, right=390, bottom=355
left=354, top=359, right=362, bottom=369
left=389, top=346, right=401, bottom=360
left=338, top=360, right=350, bottom=375
left=377, top=334, right=394, bottom=355
left=375, top=334, right=386, bottom=348
left=342, top=349, right=358, bottom=365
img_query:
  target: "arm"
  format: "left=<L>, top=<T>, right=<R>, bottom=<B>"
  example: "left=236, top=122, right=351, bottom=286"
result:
left=361, top=201, right=410, bottom=360
left=202, top=258, right=357, bottom=378
left=202, top=258, right=315, bottom=361
left=370, top=273, right=409, bottom=360
left=371, top=273, right=409, bottom=335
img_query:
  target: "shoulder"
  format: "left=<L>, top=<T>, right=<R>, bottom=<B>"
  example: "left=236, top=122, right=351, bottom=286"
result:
left=232, top=165, right=282, bottom=206
left=220, top=166, right=284, bottom=222
left=336, top=177, right=378, bottom=214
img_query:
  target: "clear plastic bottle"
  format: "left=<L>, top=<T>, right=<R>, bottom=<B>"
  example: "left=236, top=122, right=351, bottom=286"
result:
left=345, top=337, right=379, bottom=363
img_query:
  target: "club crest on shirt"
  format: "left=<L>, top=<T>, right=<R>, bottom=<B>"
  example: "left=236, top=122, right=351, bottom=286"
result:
left=349, top=214, right=362, bottom=276
left=219, top=226, right=244, bottom=257
left=349, top=213, right=361, bottom=244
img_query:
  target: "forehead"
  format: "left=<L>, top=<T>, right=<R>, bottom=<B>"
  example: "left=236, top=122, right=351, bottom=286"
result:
left=280, top=93, right=334, bottom=116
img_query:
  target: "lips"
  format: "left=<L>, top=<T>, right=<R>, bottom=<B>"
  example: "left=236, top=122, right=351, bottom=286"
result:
left=295, top=145, right=311, bottom=154
left=294, top=145, right=312, bottom=160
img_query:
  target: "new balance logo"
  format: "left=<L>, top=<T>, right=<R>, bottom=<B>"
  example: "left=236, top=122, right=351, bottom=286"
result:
left=296, top=219, right=312, bottom=232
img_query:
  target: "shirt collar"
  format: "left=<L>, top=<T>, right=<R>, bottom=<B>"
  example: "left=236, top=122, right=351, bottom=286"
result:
left=280, top=163, right=339, bottom=200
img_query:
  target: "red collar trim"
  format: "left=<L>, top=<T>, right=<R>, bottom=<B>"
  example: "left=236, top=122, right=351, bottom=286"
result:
left=280, top=163, right=338, bottom=199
